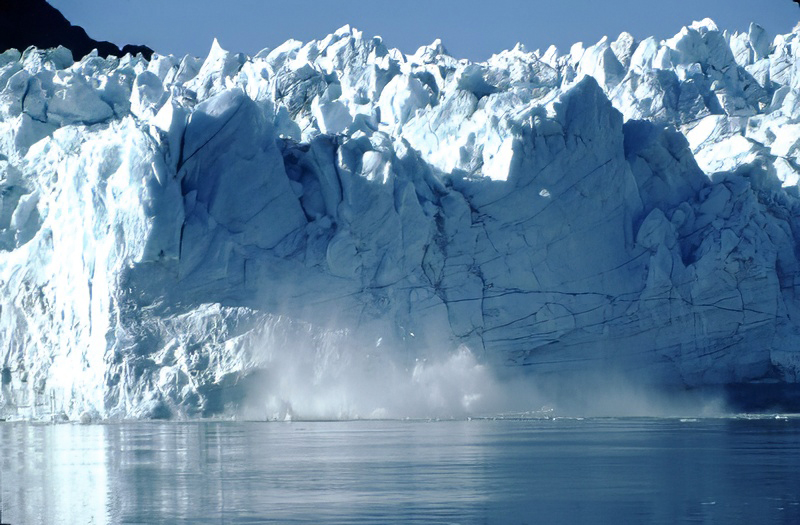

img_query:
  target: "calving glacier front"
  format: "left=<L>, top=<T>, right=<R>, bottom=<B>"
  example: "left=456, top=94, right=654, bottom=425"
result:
left=1, top=19, right=799, bottom=420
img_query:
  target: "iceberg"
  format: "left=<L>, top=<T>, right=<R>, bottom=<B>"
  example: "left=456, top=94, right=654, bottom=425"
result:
left=1, top=17, right=800, bottom=419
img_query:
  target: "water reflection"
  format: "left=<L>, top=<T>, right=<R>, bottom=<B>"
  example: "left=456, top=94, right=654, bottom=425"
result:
left=1, top=418, right=799, bottom=524
left=0, top=424, right=108, bottom=524
left=103, top=421, right=492, bottom=523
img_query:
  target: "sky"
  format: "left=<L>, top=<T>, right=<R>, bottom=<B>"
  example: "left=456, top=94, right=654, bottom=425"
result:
left=49, top=0, right=800, bottom=61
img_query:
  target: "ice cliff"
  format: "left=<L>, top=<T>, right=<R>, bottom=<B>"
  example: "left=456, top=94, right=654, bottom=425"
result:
left=2, top=18, right=800, bottom=419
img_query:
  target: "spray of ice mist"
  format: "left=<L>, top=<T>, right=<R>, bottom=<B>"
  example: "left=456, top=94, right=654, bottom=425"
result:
left=240, top=334, right=503, bottom=420
left=236, top=316, right=725, bottom=421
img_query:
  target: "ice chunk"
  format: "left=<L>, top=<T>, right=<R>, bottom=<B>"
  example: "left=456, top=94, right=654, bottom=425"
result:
left=48, top=72, right=114, bottom=125
left=378, top=74, right=430, bottom=130
left=130, top=71, right=167, bottom=118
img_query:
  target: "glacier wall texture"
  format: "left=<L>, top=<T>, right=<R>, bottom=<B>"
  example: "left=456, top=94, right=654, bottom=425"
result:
left=1, top=19, right=800, bottom=419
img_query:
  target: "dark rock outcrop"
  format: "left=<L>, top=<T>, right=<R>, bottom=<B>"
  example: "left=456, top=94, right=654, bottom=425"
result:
left=0, top=0, right=152, bottom=60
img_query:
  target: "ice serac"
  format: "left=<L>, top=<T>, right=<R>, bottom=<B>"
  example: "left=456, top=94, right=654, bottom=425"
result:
left=1, top=19, right=800, bottom=420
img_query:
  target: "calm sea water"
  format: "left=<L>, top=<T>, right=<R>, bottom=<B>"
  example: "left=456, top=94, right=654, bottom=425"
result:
left=1, top=418, right=799, bottom=524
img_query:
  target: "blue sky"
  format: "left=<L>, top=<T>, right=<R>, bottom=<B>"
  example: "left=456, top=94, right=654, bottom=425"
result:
left=50, top=0, right=800, bottom=61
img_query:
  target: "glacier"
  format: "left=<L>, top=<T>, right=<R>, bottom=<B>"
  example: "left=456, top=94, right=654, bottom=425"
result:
left=1, top=18, right=800, bottom=420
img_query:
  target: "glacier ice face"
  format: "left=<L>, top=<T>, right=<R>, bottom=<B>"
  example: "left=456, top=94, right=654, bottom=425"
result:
left=1, top=20, right=800, bottom=420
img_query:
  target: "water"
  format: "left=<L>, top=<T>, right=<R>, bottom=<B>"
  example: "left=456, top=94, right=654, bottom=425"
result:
left=1, top=418, right=799, bottom=524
